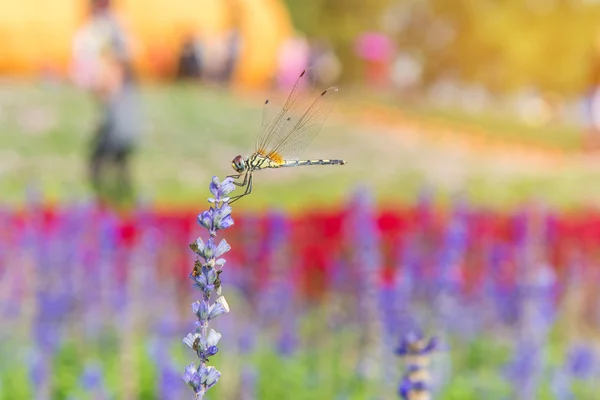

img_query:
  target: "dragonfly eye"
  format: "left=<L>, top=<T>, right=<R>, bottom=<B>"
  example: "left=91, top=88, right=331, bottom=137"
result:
left=231, top=155, right=246, bottom=172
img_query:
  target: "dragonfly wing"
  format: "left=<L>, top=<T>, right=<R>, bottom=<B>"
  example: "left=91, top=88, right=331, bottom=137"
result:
left=265, top=86, right=339, bottom=161
left=261, top=98, right=277, bottom=131
left=255, top=68, right=318, bottom=155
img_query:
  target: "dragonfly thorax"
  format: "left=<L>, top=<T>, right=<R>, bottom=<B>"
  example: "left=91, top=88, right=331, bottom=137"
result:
left=231, top=155, right=248, bottom=173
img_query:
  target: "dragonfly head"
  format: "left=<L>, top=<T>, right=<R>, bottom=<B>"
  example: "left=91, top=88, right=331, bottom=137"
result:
left=231, top=155, right=247, bottom=173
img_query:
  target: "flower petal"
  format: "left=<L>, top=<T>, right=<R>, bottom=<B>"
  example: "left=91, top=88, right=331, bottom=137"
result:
left=209, top=176, right=220, bottom=197
left=182, top=363, right=202, bottom=392
left=182, top=332, right=201, bottom=349
left=206, top=329, right=222, bottom=347
left=215, top=258, right=226, bottom=267
left=195, top=237, right=205, bottom=254
left=215, top=239, right=231, bottom=258
left=194, top=300, right=209, bottom=321
left=198, top=210, right=213, bottom=230
left=219, top=179, right=235, bottom=196
left=204, top=366, right=221, bottom=389
left=218, top=215, right=234, bottom=230
left=208, top=296, right=230, bottom=320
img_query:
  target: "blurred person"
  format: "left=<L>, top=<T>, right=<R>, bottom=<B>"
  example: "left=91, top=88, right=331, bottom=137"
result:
left=71, top=0, right=140, bottom=206
left=175, top=33, right=203, bottom=80
left=88, top=42, right=142, bottom=206
left=217, top=0, right=243, bottom=85
left=200, top=32, right=229, bottom=84
left=71, top=0, right=129, bottom=90
left=220, top=28, right=242, bottom=85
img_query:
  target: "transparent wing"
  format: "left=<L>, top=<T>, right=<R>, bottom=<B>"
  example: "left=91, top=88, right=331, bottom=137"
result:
left=255, top=68, right=338, bottom=161
left=265, top=87, right=338, bottom=161
left=260, top=98, right=277, bottom=133
left=256, top=68, right=316, bottom=154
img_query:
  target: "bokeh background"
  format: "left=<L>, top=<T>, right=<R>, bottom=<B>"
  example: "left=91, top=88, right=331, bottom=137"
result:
left=3, top=0, right=600, bottom=399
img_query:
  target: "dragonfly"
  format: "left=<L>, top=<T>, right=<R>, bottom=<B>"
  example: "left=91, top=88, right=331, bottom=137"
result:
left=227, top=68, right=346, bottom=203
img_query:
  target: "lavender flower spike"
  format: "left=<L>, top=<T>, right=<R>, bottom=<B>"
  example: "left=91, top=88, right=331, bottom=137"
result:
left=183, top=176, right=235, bottom=398
left=396, top=330, right=440, bottom=400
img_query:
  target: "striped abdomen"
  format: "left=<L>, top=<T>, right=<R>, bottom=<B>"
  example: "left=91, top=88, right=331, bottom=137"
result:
left=249, top=153, right=346, bottom=170
left=280, top=159, right=346, bottom=168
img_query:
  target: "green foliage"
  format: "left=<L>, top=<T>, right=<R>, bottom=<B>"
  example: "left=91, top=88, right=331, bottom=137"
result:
left=0, top=330, right=591, bottom=399
left=284, top=0, right=600, bottom=94
left=53, top=344, right=84, bottom=399
left=0, top=364, right=31, bottom=400
left=424, top=0, right=600, bottom=94
left=137, top=341, right=159, bottom=400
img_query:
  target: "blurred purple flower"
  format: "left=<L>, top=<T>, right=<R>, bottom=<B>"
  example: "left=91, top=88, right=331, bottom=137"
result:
left=566, top=343, right=596, bottom=380
left=240, top=365, right=258, bottom=400
left=29, top=352, right=49, bottom=386
left=395, top=330, right=439, bottom=357
left=399, top=377, right=428, bottom=400
left=80, top=361, right=106, bottom=393
left=277, top=317, right=298, bottom=357
left=161, top=360, right=188, bottom=399
left=347, top=187, right=384, bottom=380
left=504, top=339, right=544, bottom=399
left=551, top=368, right=574, bottom=400
left=396, top=329, right=439, bottom=400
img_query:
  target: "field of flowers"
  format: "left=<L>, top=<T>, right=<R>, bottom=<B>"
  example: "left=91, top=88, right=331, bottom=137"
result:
left=6, top=2, right=600, bottom=397
left=2, top=183, right=600, bottom=399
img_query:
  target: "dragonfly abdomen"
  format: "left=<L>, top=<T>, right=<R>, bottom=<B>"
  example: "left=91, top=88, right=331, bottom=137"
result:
left=281, top=159, right=346, bottom=168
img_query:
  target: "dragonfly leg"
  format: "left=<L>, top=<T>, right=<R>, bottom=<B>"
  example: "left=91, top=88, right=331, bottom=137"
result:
left=229, top=173, right=253, bottom=204
left=228, top=171, right=249, bottom=187
left=228, top=173, right=243, bottom=179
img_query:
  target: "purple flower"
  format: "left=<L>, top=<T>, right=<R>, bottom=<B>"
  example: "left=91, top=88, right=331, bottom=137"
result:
left=204, top=345, right=219, bottom=357
left=192, top=300, right=210, bottom=321
left=504, top=339, right=544, bottom=398
left=182, top=176, right=234, bottom=398
left=80, top=362, right=106, bottom=392
left=395, top=331, right=439, bottom=357
left=208, top=296, right=230, bottom=320
left=551, top=368, right=574, bottom=400
left=196, top=196, right=234, bottom=236
left=182, top=363, right=202, bottom=394
left=213, top=203, right=234, bottom=230
left=399, top=377, right=428, bottom=399
left=396, top=329, right=439, bottom=400
left=199, top=365, right=221, bottom=389
left=277, top=320, right=298, bottom=357
left=209, top=176, right=235, bottom=201
left=183, top=332, right=202, bottom=351
left=183, top=329, right=222, bottom=361
left=197, top=211, right=213, bottom=230
left=566, top=343, right=596, bottom=380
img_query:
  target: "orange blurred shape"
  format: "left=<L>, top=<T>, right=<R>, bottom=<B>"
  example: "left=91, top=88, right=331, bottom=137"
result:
left=0, top=0, right=292, bottom=87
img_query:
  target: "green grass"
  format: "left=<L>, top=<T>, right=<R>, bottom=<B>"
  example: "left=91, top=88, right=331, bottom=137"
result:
left=1, top=80, right=597, bottom=211
left=345, top=88, right=583, bottom=152
left=1, top=324, right=592, bottom=400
